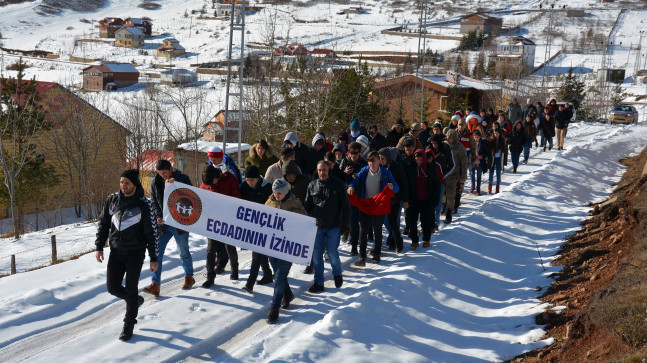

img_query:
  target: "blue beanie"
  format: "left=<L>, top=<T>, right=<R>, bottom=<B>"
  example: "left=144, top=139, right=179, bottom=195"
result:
left=350, top=118, right=361, bottom=131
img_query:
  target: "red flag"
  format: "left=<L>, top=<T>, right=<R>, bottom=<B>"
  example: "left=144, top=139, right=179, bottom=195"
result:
left=348, top=186, right=395, bottom=215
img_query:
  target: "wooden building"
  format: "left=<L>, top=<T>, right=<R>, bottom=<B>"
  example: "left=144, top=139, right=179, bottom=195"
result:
left=459, top=13, right=503, bottom=35
left=82, top=63, right=139, bottom=91
left=156, top=38, right=186, bottom=58
left=123, top=17, right=153, bottom=37
left=372, top=73, right=500, bottom=125
left=127, top=150, right=174, bottom=197
left=114, top=27, right=145, bottom=48
left=98, top=17, right=123, bottom=38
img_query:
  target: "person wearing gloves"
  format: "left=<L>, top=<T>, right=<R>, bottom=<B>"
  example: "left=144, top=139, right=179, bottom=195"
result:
left=95, top=169, right=158, bottom=341
left=264, top=179, right=308, bottom=324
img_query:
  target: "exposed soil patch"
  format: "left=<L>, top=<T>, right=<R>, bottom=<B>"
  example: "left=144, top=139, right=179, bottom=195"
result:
left=508, top=146, right=647, bottom=362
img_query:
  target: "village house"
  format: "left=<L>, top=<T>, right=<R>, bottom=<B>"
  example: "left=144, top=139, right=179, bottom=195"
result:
left=459, top=13, right=503, bottom=35
left=203, top=109, right=253, bottom=142
left=98, top=17, right=123, bottom=38
left=127, top=150, right=174, bottom=197
left=215, top=0, right=250, bottom=17
left=114, top=27, right=145, bottom=48
left=0, top=80, right=129, bottom=219
left=275, top=44, right=309, bottom=57
left=160, top=69, right=198, bottom=85
left=489, top=36, right=537, bottom=72
left=123, top=17, right=153, bottom=37
left=82, top=63, right=139, bottom=91
left=372, top=72, right=500, bottom=125
left=156, top=38, right=186, bottom=58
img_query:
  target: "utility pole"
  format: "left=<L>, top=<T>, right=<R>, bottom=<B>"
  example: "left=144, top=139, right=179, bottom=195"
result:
left=633, top=30, right=644, bottom=85
left=222, top=0, right=246, bottom=165
left=541, top=7, right=554, bottom=99
left=412, top=0, right=429, bottom=124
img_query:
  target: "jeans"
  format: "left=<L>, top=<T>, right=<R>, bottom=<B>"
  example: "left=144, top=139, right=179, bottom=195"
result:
left=151, top=226, right=193, bottom=283
left=523, top=138, right=532, bottom=161
left=476, top=163, right=486, bottom=191
left=268, top=257, right=292, bottom=309
left=488, top=156, right=502, bottom=186
left=406, top=199, right=433, bottom=243
left=313, top=227, right=342, bottom=285
left=206, top=239, right=238, bottom=275
left=511, top=152, right=521, bottom=170
left=385, top=200, right=403, bottom=249
left=359, top=212, right=384, bottom=260
left=106, top=249, right=145, bottom=324
left=349, top=205, right=360, bottom=249
left=246, top=252, right=272, bottom=287
left=435, top=183, right=445, bottom=226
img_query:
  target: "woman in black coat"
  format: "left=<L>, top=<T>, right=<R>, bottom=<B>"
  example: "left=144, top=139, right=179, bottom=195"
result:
left=508, top=121, right=527, bottom=173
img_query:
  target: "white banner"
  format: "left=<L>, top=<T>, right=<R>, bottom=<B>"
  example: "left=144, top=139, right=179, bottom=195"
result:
left=162, top=182, right=317, bottom=265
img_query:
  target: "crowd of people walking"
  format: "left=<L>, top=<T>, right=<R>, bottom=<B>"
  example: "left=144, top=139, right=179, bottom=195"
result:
left=95, top=99, right=573, bottom=339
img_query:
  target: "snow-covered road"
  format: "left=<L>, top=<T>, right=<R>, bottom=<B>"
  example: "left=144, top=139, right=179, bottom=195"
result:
left=1, top=122, right=645, bottom=362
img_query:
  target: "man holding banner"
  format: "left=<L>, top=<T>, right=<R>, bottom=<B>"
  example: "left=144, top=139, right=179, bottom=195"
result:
left=304, top=161, right=349, bottom=293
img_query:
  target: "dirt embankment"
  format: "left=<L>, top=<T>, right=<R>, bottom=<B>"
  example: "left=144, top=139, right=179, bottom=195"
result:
left=509, top=146, right=647, bottom=362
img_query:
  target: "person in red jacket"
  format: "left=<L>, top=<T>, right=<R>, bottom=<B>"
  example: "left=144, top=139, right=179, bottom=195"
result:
left=200, top=165, right=241, bottom=288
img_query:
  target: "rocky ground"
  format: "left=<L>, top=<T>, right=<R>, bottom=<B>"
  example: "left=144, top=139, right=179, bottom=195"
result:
left=509, top=146, right=647, bottom=362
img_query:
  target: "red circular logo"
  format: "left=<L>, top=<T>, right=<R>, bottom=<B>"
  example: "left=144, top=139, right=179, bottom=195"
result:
left=168, top=188, right=202, bottom=225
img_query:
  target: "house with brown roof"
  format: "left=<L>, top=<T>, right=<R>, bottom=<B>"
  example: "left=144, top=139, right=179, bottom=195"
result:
left=372, top=73, right=500, bottom=124
left=0, top=80, right=129, bottom=219
left=275, top=44, right=309, bottom=57
left=156, top=38, right=186, bottom=58
left=114, top=27, right=145, bottom=48
left=123, top=17, right=153, bottom=37
left=98, top=17, right=123, bottom=38
left=459, top=13, right=502, bottom=35
left=204, top=109, right=253, bottom=142
left=82, top=63, right=139, bottom=91
left=489, top=36, right=537, bottom=71
left=127, top=150, right=174, bottom=197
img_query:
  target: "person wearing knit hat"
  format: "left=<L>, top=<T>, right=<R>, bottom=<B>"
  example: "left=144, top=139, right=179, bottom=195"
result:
left=244, top=164, right=261, bottom=179
left=95, top=169, right=158, bottom=341
left=264, top=178, right=308, bottom=324
left=207, top=145, right=224, bottom=162
left=206, top=145, right=242, bottom=182
left=407, top=148, right=441, bottom=249
left=356, top=135, right=369, bottom=152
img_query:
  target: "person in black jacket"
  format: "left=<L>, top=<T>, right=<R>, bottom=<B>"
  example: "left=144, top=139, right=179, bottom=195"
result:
left=284, top=132, right=309, bottom=172
left=142, top=160, right=194, bottom=297
left=508, top=121, right=527, bottom=173
left=407, top=150, right=441, bottom=249
left=378, top=147, right=409, bottom=253
left=367, top=124, right=388, bottom=151
left=95, top=169, right=158, bottom=341
left=338, top=142, right=368, bottom=255
left=241, top=165, right=274, bottom=293
left=386, top=120, right=405, bottom=147
left=554, top=104, right=570, bottom=150
left=304, top=161, right=350, bottom=293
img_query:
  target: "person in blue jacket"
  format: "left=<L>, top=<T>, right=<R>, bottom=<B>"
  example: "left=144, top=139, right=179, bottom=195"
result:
left=347, top=151, right=398, bottom=265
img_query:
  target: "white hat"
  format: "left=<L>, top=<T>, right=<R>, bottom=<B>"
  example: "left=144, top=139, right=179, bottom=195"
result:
left=356, top=135, right=369, bottom=149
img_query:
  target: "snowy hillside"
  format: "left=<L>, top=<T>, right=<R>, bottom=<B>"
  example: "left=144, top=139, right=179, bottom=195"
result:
left=1, top=122, right=646, bottom=362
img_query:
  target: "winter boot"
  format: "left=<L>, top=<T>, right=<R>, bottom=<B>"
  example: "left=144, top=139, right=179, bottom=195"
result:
left=386, top=236, right=395, bottom=250
left=242, top=284, right=253, bottom=294
left=266, top=307, right=279, bottom=324
left=142, top=282, right=160, bottom=297
left=476, top=187, right=481, bottom=196
left=303, top=264, right=314, bottom=274
left=445, top=211, right=452, bottom=224
left=334, top=274, right=343, bottom=288
left=495, top=185, right=500, bottom=194
left=488, top=184, right=493, bottom=194
left=137, top=295, right=144, bottom=308
left=230, top=263, right=239, bottom=281
left=202, top=274, right=216, bottom=288
left=513, top=166, right=517, bottom=173
left=257, top=274, right=273, bottom=285
left=282, top=290, right=295, bottom=309
left=410, top=242, right=419, bottom=250
left=422, top=241, right=431, bottom=248
left=182, top=276, right=195, bottom=290
left=119, top=322, right=135, bottom=341
left=354, top=257, right=366, bottom=267
left=308, top=283, right=325, bottom=293
left=469, top=186, right=475, bottom=193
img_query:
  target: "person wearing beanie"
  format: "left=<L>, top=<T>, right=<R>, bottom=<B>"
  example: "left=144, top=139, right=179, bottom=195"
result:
left=443, top=116, right=460, bottom=135
left=207, top=145, right=241, bottom=183
left=349, top=118, right=366, bottom=143
left=245, top=139, right=279, bottom=176
left=143, top=160, right=194, bottom=298
left=283, top=132, right=309, bottom=172
left=442, top=129, right=468, bottom=223
left=200, top=164, right=242, bottom=287
left=240, top=165, right=274, bottom=293
left=264, top=178, right=307, bottom=324
left=95, top=169, right=158, bottom=341
left=356, top=135, right=370, bottom=159
left=396, top=122, right=422, bottom=151
left=465, top=110, right=482, bottom=134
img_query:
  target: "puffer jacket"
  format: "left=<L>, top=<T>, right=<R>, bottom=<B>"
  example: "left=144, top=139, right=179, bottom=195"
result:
left=508, top=122, right=527, bottom=154
left=244, top=146, right=279, bottom=176
left=304, top=176, right=349, bottom=229
left=265, top=191, right=307, bottom=216
left=95, top=186, right=158, bottom=261
left=444, top=129, right=468, bottom=181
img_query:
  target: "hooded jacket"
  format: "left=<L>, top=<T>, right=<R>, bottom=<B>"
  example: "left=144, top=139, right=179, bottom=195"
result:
left=282, top=160, right=311, bottom=205
left=378, top=147, right=409, bottom=204
left=284, top=132, right=309, bottom=172
left=429, top=133, right=454, bottom=177
left=306, top=133, right=329, bottom=175
left=444, top=129, right=468, bottom=182
left=95, top=186, right=158, bottom=262
left=508, top=121, right=527, bottom=154
left=244, top=145, right=279, bottom=176
left=465, top=111, right=481, bottom=133
left=407, top=159, right=441, bottom=207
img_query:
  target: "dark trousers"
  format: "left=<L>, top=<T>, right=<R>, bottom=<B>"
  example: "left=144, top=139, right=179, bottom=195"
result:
left=106, top=249, right=145, bottom=324
left=246, top=252, right=272, bottom=287
left=406, top=199, right=433, bottom=243
left=387, top=200, right=403, bottom=250
left=349, top=205, right=360, bottom=248
left=206, top=239, right=238, bottom=275
left=359, top=212, right=384, bottom=260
